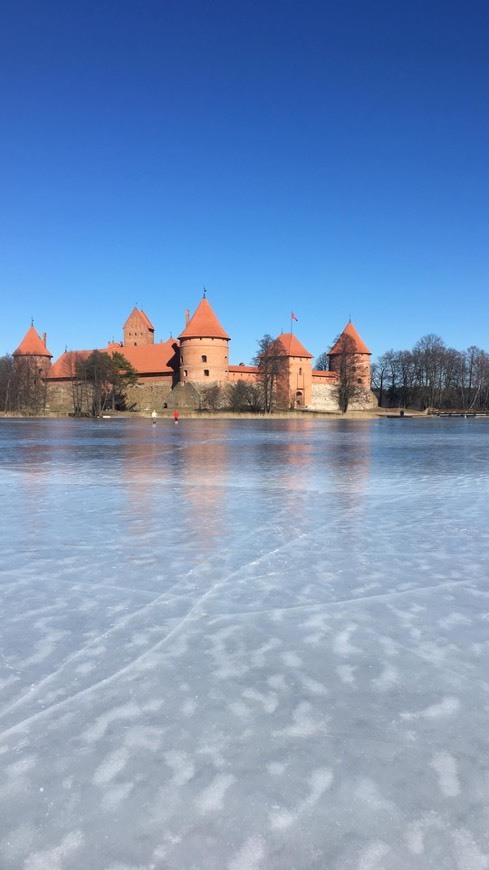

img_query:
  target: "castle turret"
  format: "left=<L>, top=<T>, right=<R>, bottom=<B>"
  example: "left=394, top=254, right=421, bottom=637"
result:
left=276, top=333, right=313, bottom=408
left=13, top=325, right=52, bottom=377
left=123, top=307, right=155, bottom=346
left=328, top=321, right=371, bottom=388
left=178, top=296, right=230, bottom=385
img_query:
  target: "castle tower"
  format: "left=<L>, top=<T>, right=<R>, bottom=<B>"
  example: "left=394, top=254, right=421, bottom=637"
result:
left=178, top=295, right=230, bottom=385
left=123, top=308, right=155, bottom=346
left=328, top=321, right=371, bottom=388
left=276, top=333, right=313, bottom=408
left=13, top=325, right=52, bottom=377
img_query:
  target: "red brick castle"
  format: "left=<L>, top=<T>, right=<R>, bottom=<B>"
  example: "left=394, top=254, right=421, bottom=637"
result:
left=13, top=295, right=375, bottom=413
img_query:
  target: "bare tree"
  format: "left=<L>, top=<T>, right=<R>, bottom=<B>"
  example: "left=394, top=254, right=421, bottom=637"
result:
left=314, top=351, right=329, bottom=371
left=226, top=381, right=262, bottom=412
left=371, top=337, right=489, bottom=412
left=331, top=333, right=363, bottom=413
left=252, top=335, right=289, bottom=413
left=12, top=357, right=47, bottom=414
left=371, top=354, right=390, bottom=407
left=0, top=355, right=15, bottom=413
left=199, top=383, right=223, bottom=411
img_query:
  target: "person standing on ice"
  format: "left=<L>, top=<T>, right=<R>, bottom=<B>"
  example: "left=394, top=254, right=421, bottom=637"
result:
left=173, top=410, right=179, bottom=425
left=151, top=410, right=157, bottom=424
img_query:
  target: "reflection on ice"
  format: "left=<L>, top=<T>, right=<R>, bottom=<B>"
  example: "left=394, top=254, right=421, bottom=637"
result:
left=1, top=417, right=489, bottom=868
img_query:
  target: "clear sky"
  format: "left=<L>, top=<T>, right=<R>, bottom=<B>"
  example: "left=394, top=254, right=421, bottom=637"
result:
left=1, top=0, right=488, bottom=365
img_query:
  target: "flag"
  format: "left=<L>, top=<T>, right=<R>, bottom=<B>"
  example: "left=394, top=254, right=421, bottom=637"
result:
left=291, top=312, right=299, bottom=322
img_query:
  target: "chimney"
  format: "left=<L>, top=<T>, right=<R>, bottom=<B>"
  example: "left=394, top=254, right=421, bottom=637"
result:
left=185, top=309, right=190, bottom=326
left=43, top=332, right=47, bottom=347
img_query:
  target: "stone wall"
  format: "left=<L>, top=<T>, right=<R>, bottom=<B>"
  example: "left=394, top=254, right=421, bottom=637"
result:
left=309, top=383, right=340, bottom=412
left=46, top=380, right=173, bottom=414
left=125, top=382, right=173, bottom=412
left=309, top=383, right=378, bottom=412
left=164, top=381, right=204, bottom=410
left=46, top=382, right=77, bottom=414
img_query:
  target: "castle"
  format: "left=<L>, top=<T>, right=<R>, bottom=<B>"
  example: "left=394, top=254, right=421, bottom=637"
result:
left=12, top=294, right=376, bottom=413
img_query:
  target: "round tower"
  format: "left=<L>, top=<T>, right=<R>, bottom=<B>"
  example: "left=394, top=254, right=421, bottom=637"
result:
left=178, top=295, right=230, bottom=385
left=13, top=325, right=53, bottom=377
left=328, top=321, right=371, bottom=388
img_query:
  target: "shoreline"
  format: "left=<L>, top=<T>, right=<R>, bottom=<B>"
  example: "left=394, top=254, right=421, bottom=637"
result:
left=0, top=408, right=466, bottom=422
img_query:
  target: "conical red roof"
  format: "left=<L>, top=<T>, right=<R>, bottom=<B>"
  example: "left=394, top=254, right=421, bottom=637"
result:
left=276, top=333, right=313, bottom=358
left=178, top=297, right=230, bottom=340
left=329, top=321, right=371, bottom=355
left=13, top=326, right=52, bottom=358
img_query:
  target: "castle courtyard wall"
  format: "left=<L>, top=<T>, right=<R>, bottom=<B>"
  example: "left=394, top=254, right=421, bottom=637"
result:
left=46, top=380, right=173, bottom=414
left=309, top=383, right=377, bottom=412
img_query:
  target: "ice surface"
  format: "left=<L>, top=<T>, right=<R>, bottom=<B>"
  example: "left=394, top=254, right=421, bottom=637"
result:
left=1, top=417, right=489, bottom=869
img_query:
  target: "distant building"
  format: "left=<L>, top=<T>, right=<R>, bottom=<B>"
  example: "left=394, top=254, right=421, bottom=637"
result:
left=12, top=295, right=375, bottom=413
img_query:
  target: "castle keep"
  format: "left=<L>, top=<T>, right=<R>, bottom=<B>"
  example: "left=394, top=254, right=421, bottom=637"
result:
left=12, top=295, right=376, bottom=413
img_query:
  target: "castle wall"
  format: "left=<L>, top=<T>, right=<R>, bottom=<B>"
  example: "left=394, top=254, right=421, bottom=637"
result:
left=309, top=382, right=377, bottom=412
left=165, top=382, right=204, bottom=409
left=228, top=367, right=258, bottom=383
left=309, top=383, right=341, bottom=412
left=46, top=382, right=82, bottom=414
left=46, top=379, right=173, bottom=414
left=125, top=382, right=173, bottom=411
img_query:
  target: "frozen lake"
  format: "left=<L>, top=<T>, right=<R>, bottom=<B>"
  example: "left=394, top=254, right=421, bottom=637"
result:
left=1, top=417, right=489, bottom=869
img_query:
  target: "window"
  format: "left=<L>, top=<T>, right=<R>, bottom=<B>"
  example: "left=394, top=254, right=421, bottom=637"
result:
left=184, top=370, right=187, bottom=377
left=357, top=378, right=362, bottom=384
left=201, top=355, right=207, bottom=362
left=204, top=369, right=209, bottom=376
left=299, top=367, right=302, bottom=375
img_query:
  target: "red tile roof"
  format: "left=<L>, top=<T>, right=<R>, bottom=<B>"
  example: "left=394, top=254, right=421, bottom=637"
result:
left=178, top=298, right=230, bottom=340
left=47, top=350, right=92, bottom=379
left=138, top=309, right=154, bottom=330
left=13, top=326, right=52, bottom=358
left=329, top=321, right=371, bottom=355
left=123, top=307, right=155, bottom=331
left=110, top=340, right=177, bottom=375
left=276, top=333, right=313, bottom=358
left=48, top=341, right=178, bottom=380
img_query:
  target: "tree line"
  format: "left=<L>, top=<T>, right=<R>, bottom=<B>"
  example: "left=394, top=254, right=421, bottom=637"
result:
left=372, top=335, right=489, bottom=411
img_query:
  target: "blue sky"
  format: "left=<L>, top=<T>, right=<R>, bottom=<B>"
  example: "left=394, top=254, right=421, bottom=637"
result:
left=1, top=0, right=488, bottom=365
